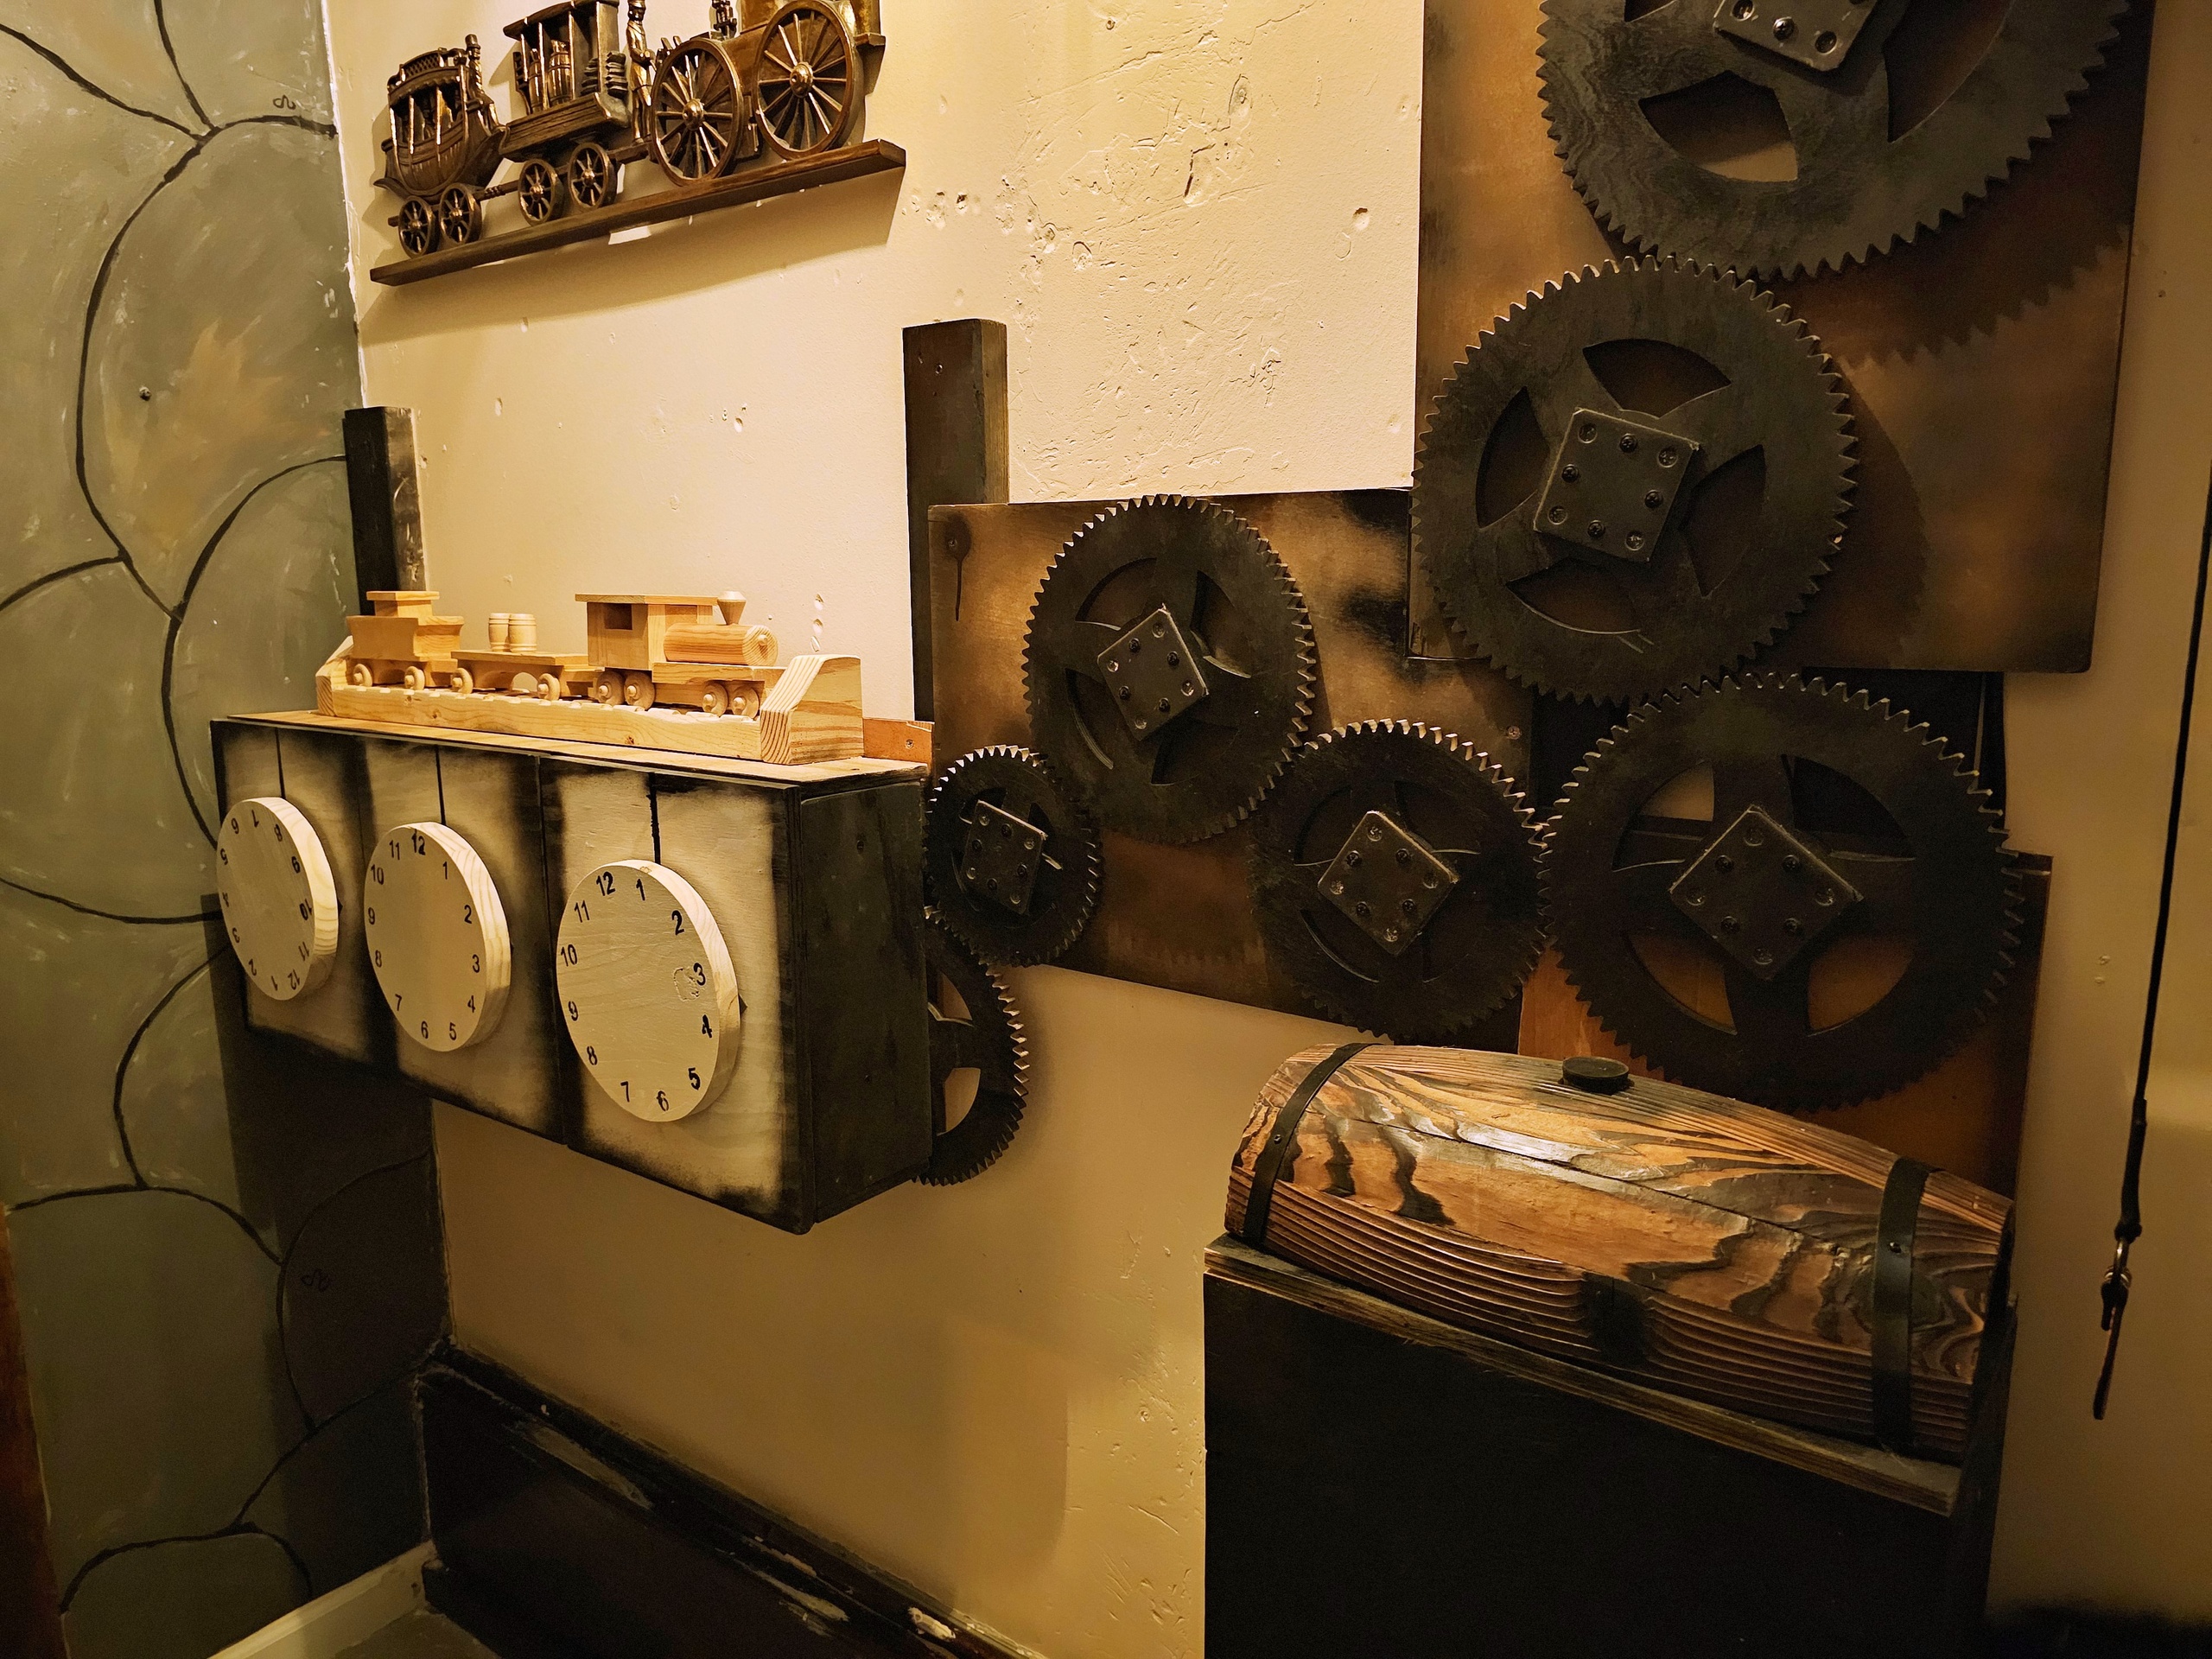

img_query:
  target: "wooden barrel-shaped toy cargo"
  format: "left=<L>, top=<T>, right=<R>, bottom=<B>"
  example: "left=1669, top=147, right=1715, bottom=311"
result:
left=1227, top=1045, right=2010, bottom=1462
left=581, top=593, right=780, bottom=712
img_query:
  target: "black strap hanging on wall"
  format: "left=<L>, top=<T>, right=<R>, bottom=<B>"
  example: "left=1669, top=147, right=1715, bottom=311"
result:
left=2096, top=463, right=2212, bottom=1419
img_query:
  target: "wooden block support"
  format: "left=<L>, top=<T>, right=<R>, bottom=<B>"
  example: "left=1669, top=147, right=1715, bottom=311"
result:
left=342, top=408, right=426, bottom=600
left=903, top=320, right=1009, bottom=720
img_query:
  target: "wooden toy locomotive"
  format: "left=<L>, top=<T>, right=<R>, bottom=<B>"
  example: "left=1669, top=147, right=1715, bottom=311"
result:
left=378, top=0, right=886, bottom=257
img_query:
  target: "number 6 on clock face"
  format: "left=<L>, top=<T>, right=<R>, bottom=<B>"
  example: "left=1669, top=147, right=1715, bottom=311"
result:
left=556, top=861, right=741, bottom=1123
left=362, top=821, right=512, bottom=1052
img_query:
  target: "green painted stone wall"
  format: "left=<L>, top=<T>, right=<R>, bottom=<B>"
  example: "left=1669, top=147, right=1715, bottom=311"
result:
left=0, top=6, right=447, bottom=1655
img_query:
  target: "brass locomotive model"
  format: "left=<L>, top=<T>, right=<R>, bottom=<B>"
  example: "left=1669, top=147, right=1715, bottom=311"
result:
left=377, top=0, right=885, bottom=256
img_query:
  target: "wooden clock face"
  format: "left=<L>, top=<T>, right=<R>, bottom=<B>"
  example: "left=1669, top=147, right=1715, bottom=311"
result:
left=364, top=822, right=512, bottom=1052
left=556, top=861, right=741, bottom=1123
left=217, top=797, right=339, bottom=1001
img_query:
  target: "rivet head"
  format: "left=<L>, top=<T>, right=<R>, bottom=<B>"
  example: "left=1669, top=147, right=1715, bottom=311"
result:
left=1814, top=28, right=1837, bottom=51
left=1618, top=433, right=1638, bottom=454
left=1644, top=489, right=1664, bottom=510
left=1772, top=15, right=1796, bottom=40
left=1367, top=825, right=1383, bottom=842
left=1754, top=949, right=1774, bottom=966
left=1422, top=874, right=1440, bottom=890
left=1783, top=854, right=1802, bottom=873
left=1400, top=898, right=1416, bottom=913
left=1580, top=423, right=1599, bottom=442
left=1346, top=850, right=1363, bottom=867
left=1330, top=881, right=1345, bottom=895
left=1548, top=505, right=1568, bottom=524
left=1684, top=890, right=1705, bottom=906
left=1783, top=918, right=1803, bottom=936
left=1744, top=829, right=1766, bottom=849
left=1117, top=686, right=1132, bottom=701
left=1156, top=697, right=1172, bottom=714
left=1658, top=446, right=1679, bottom=467
left=1587, top=519, right=1607, bottom=538
left=1715, top=854, right=1734, bottom=873
left=1152, top=620, right=1166, bottom=637
left=1354, top=901, right=1371, bottom=918
left=1395, top=848, right=1413, bottom=867
left=1128, top=639, right=1141, bottom=655
left=1720, top=915, right=1741, bottom=933
left=1815, top=888, right=1835, bottom=906
left=1732, top=0, right=1755, bottom=16
left=1625, top=531, right=1645, bottom=552
left=1382, top=928, right=1400, bottom=944
left=1561, top=463, right=1581, bottom=483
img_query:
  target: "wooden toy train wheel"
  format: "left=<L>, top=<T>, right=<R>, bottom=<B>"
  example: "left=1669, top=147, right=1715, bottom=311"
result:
left=756, top=3, right=856, bottom=160
left=397, top=196, right=440, bottom=257
left=652, top=41, right=747, bottom=183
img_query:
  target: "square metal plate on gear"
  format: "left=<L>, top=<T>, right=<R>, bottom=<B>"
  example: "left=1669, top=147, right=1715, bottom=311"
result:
left=1668, top=805, right=1862, bottom=981
left=1097, top=607, right=1211, bottom=738
left=959, top=801, right=1047, bottom=916
left=1533, top=408, right=1700, bottom=563
left=1712, top=0, right=1878, bottom=74
left=1318, top=811, right=1460, bottom=957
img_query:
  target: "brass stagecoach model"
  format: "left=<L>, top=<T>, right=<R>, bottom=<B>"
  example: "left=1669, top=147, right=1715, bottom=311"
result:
left=377, top=0, right=885, bottom=257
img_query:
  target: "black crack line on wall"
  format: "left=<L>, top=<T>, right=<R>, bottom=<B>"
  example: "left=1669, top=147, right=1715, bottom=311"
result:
left=8, top=1184, right=283, bottom=1271
left=0, top=873, right=218, bottom=928
left=0, top=556, right=126, bottom=621
left=149, top=0, right=213, bottom=131
left=274, top=1149, right=442, bottom=1433
left=223, top=1378, right=405, bottom=1564
left=160, top=457, right=348, bottom=847
left=106, top=957, right=214, bottom=1188
left=0, top=25, right=200, bottom=137
left=56, top=1521, right=309, bottom=1616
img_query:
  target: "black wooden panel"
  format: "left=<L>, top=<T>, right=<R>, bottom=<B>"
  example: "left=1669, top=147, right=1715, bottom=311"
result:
left=417, top=1353, right=1017, bottom=1659
left=1206, top=1266, right=1960, bottom=1659
left=903, top=321, right=1009, bottom=719
left=794, top=783, right=932, bottom=1221
left=342, top=407, right=425, bottom=599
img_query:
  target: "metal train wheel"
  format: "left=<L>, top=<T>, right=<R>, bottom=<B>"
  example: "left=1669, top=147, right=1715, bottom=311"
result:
left=518, top=158, right=564, bottom=224
left=397, top=197, right=441, bottom=257
left=568, top=142, right=620, bottom=209
left=653, top=41, right=746, bottom=183
left=756, top=3, right=856, bottom=159
left=437, top=186, right=482, bottom=245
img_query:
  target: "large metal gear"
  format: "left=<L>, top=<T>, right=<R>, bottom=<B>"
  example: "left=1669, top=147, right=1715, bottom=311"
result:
left=1249, top=722, right=1547, bottom=1043
left=1545, top=674, right=2018, bottom=1110
left=920, top=917, right=1030, bottom=1187
left=1537, top=0, right=2129, bottom=279
left=1414, top=259, right=1852, bottom=704
left=1024, top=496, right=1316, bottom=844
left=925, top=747, right=1102, bottom=967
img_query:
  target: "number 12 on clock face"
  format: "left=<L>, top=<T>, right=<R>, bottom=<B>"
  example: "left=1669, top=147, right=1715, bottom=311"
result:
left=554, top=860, right=741, bottom=1124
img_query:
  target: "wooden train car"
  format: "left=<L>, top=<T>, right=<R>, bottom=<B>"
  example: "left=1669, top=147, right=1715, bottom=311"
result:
left=581, top=593, right=779, bottom=714
left=346, top=592, right=466, bottom=690
left=380, top=0, right=886, bottom=255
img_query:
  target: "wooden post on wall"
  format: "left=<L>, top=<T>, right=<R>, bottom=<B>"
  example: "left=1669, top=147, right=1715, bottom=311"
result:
left=902, top=321, right=1009, bottom=721
left=343, top=407, right=429, bottom=601
left=0, top=1220, right=64, bottom=1659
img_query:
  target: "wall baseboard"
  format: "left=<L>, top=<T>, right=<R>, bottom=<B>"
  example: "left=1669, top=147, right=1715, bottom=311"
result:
left=211, top=1543, right=432, bottom=1659
left=418, top=1347, right=1036, bottom=1659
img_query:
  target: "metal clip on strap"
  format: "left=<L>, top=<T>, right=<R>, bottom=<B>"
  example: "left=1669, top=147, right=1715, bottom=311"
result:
left=1237, top=1043, right=1374, bottom=1247
left=1873, top=1156, right=1936, bottom=1456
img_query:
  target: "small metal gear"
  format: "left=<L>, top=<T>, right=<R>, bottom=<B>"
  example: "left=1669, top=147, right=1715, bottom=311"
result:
left=1024, top=496, right=1317, bottom=844
left=1538, top=0, right=2129, bottom=279
left=1249, top=722, right=1547, bottom=1042
left=925, top=747, right=1102, bottom=967
left=1415, top=259, right=1851, bottom=704
left=920, top=916, right=1030, bottom=1186
left=1545, top=674, right=2018, bottom=1110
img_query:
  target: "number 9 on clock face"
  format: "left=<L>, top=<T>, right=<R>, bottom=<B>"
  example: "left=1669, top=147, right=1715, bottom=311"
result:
left=363, top=821, right=512, bottom=1052
left=556, top=861, right=741, bottom=1123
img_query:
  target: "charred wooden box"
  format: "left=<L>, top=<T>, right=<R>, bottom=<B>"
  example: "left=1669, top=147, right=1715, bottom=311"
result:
left=213, top=712, right=931, bottom=1231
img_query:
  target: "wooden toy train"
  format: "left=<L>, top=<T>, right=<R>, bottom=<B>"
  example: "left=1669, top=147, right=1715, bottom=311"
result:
left=378, top=0, right=885, bottom=257
left=327, top=591, right=869, bottom=766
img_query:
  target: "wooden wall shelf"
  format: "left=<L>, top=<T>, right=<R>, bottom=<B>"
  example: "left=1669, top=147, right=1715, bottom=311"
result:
left=369, top=141, right=906, bottom=287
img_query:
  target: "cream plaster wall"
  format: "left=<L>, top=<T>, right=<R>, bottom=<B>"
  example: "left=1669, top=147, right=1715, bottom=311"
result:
left=322, top=0, right=2212, bottom=1649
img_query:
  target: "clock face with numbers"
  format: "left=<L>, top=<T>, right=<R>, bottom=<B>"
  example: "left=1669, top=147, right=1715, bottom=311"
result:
left=363, top=822, right=512, bottom=1053
left=556, top=861, right=741, bottom=1123
left=217, top=797, right=340, bottom=1001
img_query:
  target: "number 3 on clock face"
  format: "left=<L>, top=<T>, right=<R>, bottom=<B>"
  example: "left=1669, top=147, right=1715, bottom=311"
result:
left=362, top=821, right=512, bottom=1053
left=556, top=861, right=741, bottom=1124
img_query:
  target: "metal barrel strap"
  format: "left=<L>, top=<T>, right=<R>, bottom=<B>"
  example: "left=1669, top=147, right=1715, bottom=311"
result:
left=1237, top=1043, right=1375, bottom=1247
left=1872, top=1156, right=1936, bottom=1456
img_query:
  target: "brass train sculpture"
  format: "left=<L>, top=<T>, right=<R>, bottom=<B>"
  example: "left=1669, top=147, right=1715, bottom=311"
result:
left=377, top=0, right=884, bottom=256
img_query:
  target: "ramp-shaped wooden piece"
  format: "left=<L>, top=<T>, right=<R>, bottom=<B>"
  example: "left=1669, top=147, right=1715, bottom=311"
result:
left=217, top=797, right=340, bottom=1002
left=1227, top=1045, right=2010, bottom=1460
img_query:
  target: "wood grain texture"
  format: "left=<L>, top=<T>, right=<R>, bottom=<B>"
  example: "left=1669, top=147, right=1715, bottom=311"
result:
left=1227, top=1045, right=2010, bottom=1459
left=1416, top=0, right=2151, bottom=672
left=369, top=142, right=908, bottom=286
left=929, top=490, right=1531, bottom=1016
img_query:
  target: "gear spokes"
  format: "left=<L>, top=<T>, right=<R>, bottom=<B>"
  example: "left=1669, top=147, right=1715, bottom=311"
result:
left=1538, top=0, right=2129, bottom=277
left=919, top=917, right=1030, bottom=1186
left=1025, top=497, right=1315, bottom=844
left=1250, top=722, right=1547, bottom=1042
left=1545, top=674, right=2018, bottom=1109
left=925, top=747, right=1102, bottom=967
